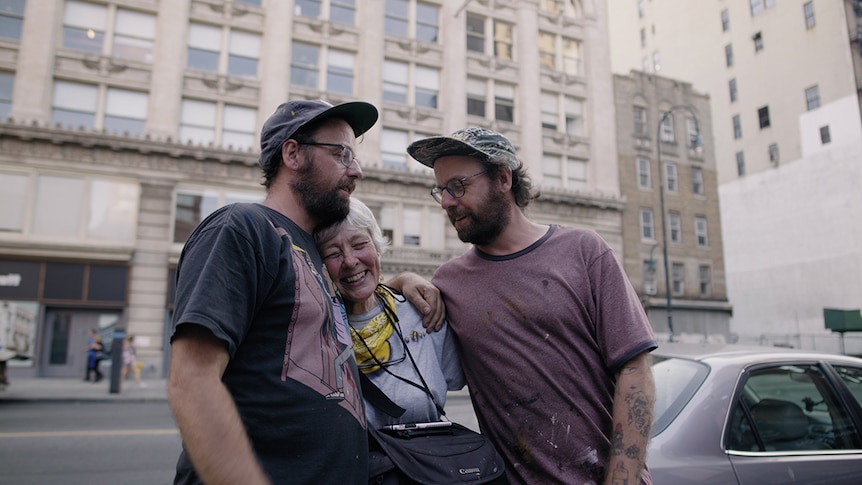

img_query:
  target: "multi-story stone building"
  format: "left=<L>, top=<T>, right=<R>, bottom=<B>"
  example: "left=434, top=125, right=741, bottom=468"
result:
left=614, top=70, right=731, bottom=342
left=1, top=0, right=638, bottom=379
left=609, top=1, right=862, bottom=352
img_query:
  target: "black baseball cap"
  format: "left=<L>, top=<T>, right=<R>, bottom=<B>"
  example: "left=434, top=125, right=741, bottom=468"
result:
left=258, top=99, right=378, bottom=169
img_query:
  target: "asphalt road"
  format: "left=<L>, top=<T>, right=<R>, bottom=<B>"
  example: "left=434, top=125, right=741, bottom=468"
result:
left=0, top=393, right=478, bottom=484
left=0, top=401, right=181, bottom=485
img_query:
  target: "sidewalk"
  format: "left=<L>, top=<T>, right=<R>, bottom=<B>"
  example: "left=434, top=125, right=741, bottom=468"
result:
left=0, top=377, right=168, bottom=402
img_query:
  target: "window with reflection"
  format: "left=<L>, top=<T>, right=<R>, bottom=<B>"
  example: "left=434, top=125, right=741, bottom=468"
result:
left=52, top=81, right=97, bottom=130
left=327, top=49, right=354, bottom=94
left=63, top=1, right=155, bottom=63
left=104, top=88, right=147, bottom=136
left=541, top=93, right=557, bottom=130
left=0, top=71, right=13, bottom=119
left=180, top=99, right=255, bottom=151
left=0, top=0, right=25, bottom=41
left=494, top=82, right=514, bottom=122
left=383, top=60, right=408, bottom=104
left=493, top=20, right=513, bottom=60
left=637, top=157, right=651, bottom=189
left=188, top=23, right=259, bottom=78
left=542, top=154, right=561, bottom=188
left=538, top=32, right=555, bottom=70
left=466, top=77, right=486, bottom=117
left=0, top=171, right=28, bottom=232
left=291, top=42, right=319, bottom=89
left=466, top=14, right=485, bottom=53
left=381, top=128, right=409, bottom=168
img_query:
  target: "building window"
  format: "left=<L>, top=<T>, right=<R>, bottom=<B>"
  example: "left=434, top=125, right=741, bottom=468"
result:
left=721, top=9, right=730, bottom=31
left=665, top=163, right=678, bottom=192
left=494, top=82, right=514, bottom=122
left=542, top=154, right=561, bottom=188
left=638, top=0, right=644, bottom=18
left=695, top=216, right=709, bottom=247
left=820, top=126, right=831, bottom=144
left=466, top=77, right=486, bottom=117
left=174, top=188, right=261, bottom=243
left=652, top=50, right=661, bottom=72
left=327, top=49, right=355, bottom=94
left=295, top=0, right=356, bottom=25
left=494, top=20, right=514, bottom=60
left=541, top=92, right=557, bottom=131
left=753, top=32, right=763, bottom=52
left=385, top=0, right=438, bottom=43
left=642, top=57, right=650, bottom=73
left=567, top=158, right=587, bottom=191
left=228, top=30, right=261, bottom=78
left=640, top=28, right=646, bottom=47
left=466, top=14, right=484, bottom=53
left=640, top=209, right=654, bottom=240
left=758, top=106, right=770, bottom=129
left=698, top=265, right=712, bottom=297
left=403, top=206, right=421, bottom=246
left=768, top=143, right=779, bottom=165
left=805, top=85, right=820, bottom=111
left=660, top=113, right=674, bottom=142
left=686, top=117, right=699, bottom=148
left=0, top=0, right=24, bottom=40
left=637, top=156, right=651, bottom=189
left=672, top=262, right=685, bottom=295
left=736, top=151, right=745, bottom=176
left=51, top=81, right=147, bottom=137
left=565, top=96, right=585, bottom=136
left=725, top=44, right=733, bottom=67
left=180, top=99, right=256, bottom=151
left=104, top=88, right=147, bottom=136
left=669, top=212, right=682, bottom=244
left=803, top=2, right=815, bottom=29
left=691, top=166, right=704, bottom=195
left=750, top=0, right=776, bottom=16
left=634, top=106, right=647, bottom=135
left=539, top=33, right=581, bottom=75
left=0, top=72, right=13, bottom=120
left=414, top=65, right=439, bottom=108
left=729, top=78, right=738, bottom=103
left=382, top=60, right=437, bottom=108
left=63, top=1, right=156, bottom=63
left=381, top=128, right=409, bottom=168
left=732, top=114, right=742, bottom=139
left=188, top=24, right=260, bottom=78
left=291, top=42, right=319, bottom=89
left=0, top=171, right=28, bottom=232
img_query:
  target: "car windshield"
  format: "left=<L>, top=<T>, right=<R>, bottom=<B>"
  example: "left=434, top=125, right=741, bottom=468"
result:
left=651, top=356, right=710, bottom=435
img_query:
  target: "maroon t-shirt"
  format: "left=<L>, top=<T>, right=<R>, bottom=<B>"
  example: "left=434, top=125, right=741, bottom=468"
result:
left=434, top=225, right=656, bottom=485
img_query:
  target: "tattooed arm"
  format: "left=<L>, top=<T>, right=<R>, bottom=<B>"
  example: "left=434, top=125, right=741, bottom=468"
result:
left=605, top=351, right=655, bottom=485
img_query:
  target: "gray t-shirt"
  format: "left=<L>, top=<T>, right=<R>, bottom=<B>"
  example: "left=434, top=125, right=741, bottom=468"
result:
left=351, top=298, right=465, bottom=430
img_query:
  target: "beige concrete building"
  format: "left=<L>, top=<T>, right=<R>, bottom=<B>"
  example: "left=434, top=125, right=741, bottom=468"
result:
left=613, top=70, right=731, bottom=342
left=1, top=0, right=635, bottom=378
left=608, top=1, right=862, bottom=352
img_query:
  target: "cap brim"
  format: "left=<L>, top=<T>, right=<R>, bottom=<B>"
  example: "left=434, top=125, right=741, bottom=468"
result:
left=407, top=136, right=490, bottom=168
left=306, top=101, right=378, bottom=138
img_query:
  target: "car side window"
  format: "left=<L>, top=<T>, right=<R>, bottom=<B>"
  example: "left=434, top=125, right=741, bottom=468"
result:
left=727, top=364, right=861, bottom=452
left=833, top=365, right=862, bottom=407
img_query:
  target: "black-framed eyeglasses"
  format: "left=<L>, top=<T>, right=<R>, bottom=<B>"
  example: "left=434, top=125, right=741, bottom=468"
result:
left=299, top=141, right=357, bottom=168
left=430, top=171, right=486, bottom=204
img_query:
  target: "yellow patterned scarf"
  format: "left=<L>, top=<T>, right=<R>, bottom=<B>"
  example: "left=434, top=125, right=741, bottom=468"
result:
left=351, top=287, right=397, bottom=373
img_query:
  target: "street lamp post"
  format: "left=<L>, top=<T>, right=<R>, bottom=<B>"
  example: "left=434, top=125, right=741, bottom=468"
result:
left=657, top=105, right=701, bottom=343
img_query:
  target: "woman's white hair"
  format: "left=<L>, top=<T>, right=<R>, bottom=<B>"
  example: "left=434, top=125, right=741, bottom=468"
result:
left=314, top=197, right=390, bottom=255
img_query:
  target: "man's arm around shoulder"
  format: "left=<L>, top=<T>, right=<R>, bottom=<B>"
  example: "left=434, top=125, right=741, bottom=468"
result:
left=168, top=324, right=271, bottom=485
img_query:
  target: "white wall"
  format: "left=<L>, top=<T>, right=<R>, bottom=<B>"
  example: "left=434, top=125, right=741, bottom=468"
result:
left=719, top=136, right=862, bottom=352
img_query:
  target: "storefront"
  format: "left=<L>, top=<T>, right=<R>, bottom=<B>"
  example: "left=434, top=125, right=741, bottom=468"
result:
left=0, top=259, right=128, bottom=379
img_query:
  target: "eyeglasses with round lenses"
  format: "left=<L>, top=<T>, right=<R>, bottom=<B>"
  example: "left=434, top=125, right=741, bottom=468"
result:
left=429, top=171, right=486, bottom=204
left=299, top=141, right=358, bottom=168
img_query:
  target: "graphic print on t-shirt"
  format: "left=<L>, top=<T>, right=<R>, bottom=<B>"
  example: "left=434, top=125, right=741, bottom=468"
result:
left=274, top=226, right=363, bottom=424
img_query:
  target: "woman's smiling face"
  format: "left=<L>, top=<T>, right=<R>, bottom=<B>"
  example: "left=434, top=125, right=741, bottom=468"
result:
left=319, top=225, right=381, bottom=314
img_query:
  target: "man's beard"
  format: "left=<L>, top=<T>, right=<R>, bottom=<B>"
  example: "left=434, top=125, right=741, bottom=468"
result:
left=293, top=156, right=353, bottom=229
left=449, top=185, right=510, bottom=246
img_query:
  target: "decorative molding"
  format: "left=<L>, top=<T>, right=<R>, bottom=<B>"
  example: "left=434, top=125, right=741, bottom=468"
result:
left=82, top=56, right=128, bottom=76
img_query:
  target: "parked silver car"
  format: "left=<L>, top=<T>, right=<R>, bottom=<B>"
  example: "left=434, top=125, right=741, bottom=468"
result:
left=647, top=343, right=862, bottom=484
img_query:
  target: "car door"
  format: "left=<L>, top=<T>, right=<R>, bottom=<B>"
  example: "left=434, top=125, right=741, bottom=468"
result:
left=727, top=362, right=862, bottom=484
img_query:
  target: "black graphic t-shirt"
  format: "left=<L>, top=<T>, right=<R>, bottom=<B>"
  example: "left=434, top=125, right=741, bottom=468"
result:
left=172, top=203, right=366, bottom=484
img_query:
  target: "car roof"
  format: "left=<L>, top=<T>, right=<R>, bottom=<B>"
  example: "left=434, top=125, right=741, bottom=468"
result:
left=653, top=342, right=862, bottom=366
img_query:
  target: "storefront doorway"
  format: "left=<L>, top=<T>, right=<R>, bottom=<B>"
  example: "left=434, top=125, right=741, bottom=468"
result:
left=40, top=309, right=121, bottom=378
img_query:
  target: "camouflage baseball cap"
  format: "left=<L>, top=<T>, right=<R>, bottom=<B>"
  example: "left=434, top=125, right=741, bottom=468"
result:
left=407, top=127, right=517, bottom=169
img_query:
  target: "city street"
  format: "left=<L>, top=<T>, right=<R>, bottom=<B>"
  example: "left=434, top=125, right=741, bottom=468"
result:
left=0, top=390, right=478, bottom=484
left=0, top=401, right=181, bottom=484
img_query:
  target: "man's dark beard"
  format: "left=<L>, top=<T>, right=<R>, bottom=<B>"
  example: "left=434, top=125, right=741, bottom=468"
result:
left=293, top=156, right=351, bottom=230
left=450, top=184, right=510, bottom=246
